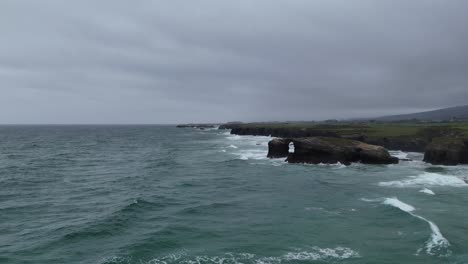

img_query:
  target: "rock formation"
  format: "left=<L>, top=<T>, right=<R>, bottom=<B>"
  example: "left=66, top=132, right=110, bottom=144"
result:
left=177, top=124, right=216, bottom=129
left=282, top=137, right=398, bottom=165
left=267, top=138, right=292, bottom=158
left=423, top=137, right=468, bottom=165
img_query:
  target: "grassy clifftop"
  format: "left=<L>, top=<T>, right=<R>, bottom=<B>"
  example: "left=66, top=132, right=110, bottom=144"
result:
left=222, top=121, right=468, bottom=152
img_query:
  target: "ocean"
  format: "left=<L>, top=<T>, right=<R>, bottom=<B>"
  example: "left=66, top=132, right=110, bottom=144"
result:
left=1, top=125, right=468, bottom=264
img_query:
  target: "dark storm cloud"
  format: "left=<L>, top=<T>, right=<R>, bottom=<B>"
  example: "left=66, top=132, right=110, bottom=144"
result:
left=1, top=0, right=467, bottom=123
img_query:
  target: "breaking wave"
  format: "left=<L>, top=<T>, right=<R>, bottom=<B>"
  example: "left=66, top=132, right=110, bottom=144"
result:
left=378, top=172, right=468, bottom=188
left=419, top=188, right=435, bottom=195
left=221, top=132, right=273, bottom=161
left=389, top=150, right=409, bottom=160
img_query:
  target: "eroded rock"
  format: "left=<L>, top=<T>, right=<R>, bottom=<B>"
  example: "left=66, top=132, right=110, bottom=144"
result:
left=285, top=137, right=398, bottom=165
left=267, top=138, right=292, bottom=158
left=423, top=137, right=468, bottom=165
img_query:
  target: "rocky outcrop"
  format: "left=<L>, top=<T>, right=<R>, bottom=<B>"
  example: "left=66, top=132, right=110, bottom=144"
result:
left=228, top=126, right=338, bottom=138
left=267, top=138, right=292, bottom=158
left=423, top=137, right=468, bottom=165
left=177, top=124, right=216, bottom=129
left=219, top=122, right=243, bottom=129
left=285, top=137, right=398, bottom=165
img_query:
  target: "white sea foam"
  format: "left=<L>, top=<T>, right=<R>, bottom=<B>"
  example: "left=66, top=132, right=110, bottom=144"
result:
left=227, top=135, right=243, bottom=140
left=138, top=247, right=359, bottom=264
left=378, top=172, right=468, bottom=188
left=379, top=197, right=450, bottom=256
left=238, top=149, right=268, bottom=160
left=389, top=150, right=409, bottom=160
left=360, top=197, right=383, bottom=203
left=317, top=162, right=347, bottom=169
left=222, top=133, right=273, bottom=161
left=283, top=246, right=359, bottom=261
left=419, top=188, right=435, bottom=195
left=382, top=197, right=415, bottom=212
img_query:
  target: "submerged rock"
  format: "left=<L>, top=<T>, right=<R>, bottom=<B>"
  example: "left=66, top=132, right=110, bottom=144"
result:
left=285, top=137, right=398, bottom=165
left=267, top=138, right=292, bottom=158
left=424, top=137, right=468, bottom=165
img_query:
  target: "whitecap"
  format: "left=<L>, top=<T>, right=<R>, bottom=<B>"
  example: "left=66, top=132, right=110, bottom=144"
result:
left=360, top=197, right=383, bottom=203
left=238, top=149, right=268, bottom=160
left=419, top=188, right=435, bottom=195
left=389, top=150, right=409, bottom=160
left=378, top=172, right=468, bottom=188
left=228, top=144, right=238, bottom=149
left=382, top=197, right=415, bottom=212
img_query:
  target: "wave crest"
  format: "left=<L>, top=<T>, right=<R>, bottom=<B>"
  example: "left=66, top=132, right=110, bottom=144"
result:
left=378, top=172, right=468, bottom=188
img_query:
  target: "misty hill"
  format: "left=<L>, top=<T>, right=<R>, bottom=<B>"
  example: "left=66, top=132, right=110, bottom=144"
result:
left=376, top=105, right=468, bottom=121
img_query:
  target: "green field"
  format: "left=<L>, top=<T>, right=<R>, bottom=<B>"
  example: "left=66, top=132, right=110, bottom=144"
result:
left=232, top=121, right=468, bottom=139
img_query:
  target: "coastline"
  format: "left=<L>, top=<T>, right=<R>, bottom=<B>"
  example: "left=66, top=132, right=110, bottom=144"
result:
left=182, top=121, right=468, bottom=165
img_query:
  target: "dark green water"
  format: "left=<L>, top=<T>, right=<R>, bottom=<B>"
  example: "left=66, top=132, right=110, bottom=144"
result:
left=1, top=126, right=468, bottom=264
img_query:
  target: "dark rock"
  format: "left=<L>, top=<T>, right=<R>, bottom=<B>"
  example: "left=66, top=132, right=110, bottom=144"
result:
left=286, top=137, right=398, bottom=165
left=228, top=126, right=338, bottom=138
left=423, top=137, right=468, bottom=165
left=399, top=158, right=413, bottom=161
left=219, top=122, right=243, bottom=129
left=177, top=124, right=216, bottom=128
left=267, top=138, right=292, bottom=158
left=364, top=137, right=427, bottom=152
left=220, top=123, right=466, bottom=153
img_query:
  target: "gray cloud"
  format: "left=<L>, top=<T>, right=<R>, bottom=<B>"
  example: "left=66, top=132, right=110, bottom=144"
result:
left=1, top=0, right=467, bottom=123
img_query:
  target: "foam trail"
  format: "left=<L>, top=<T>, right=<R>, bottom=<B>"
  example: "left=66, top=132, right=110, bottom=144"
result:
left=379, top=172, right=468, bottom=188
left=382, top=197, right=450, bottom=256
left=419, top=188, right=435, bottom=195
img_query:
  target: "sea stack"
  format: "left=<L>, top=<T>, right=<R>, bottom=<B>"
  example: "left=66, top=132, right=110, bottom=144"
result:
left=278, top=137, right=398, bottom=165
left=267, top=138, right=292, bottom=158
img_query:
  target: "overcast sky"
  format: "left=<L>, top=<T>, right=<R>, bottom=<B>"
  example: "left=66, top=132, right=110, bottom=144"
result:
left=1, top=0, right=467, bottom=124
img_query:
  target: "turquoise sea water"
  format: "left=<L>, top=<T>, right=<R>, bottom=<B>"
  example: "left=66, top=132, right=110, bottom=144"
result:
left=1, top=125, right=468, bottom=264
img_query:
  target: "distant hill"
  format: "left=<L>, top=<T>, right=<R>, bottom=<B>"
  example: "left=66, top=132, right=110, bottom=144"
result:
left=376, top=105, right=468, bottom=121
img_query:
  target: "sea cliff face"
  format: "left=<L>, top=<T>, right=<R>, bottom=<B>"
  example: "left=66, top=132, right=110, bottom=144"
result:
left=230, top=126, right=339, bottom=138
left=424, top=138, right=468, bottom=165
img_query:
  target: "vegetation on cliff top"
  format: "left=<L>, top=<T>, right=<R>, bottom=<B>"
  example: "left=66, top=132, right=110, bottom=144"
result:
left=224, top=121, right=468, bottom=140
